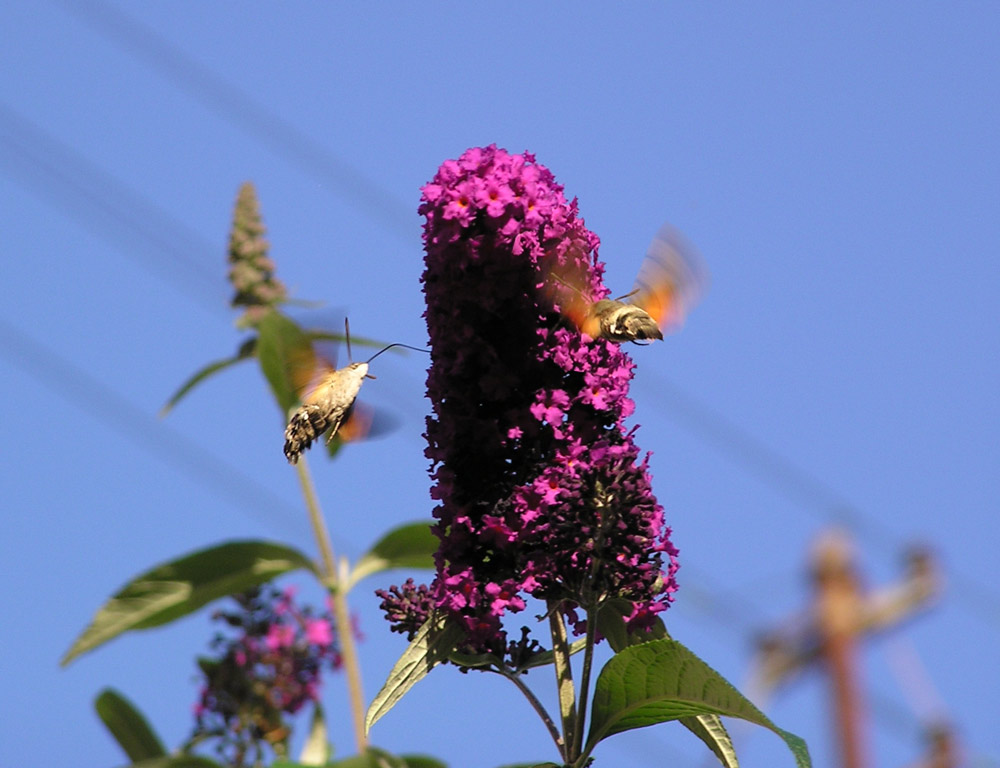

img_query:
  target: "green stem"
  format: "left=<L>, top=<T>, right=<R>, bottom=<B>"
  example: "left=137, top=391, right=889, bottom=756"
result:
left=495, top=669, right=565, bottom=758
left=573, top=603, right=599, bottom=760
left=548, top=601, right=577, bottom=762
left=294, top=457, right=367, bottom=753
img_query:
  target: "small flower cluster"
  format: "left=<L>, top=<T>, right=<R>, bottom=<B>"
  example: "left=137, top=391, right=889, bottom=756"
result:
left=191, top=586, right=340, bottom=766
left=378, top=146, right=678, bottom=661
left=227, top=182, right=287, bottom=329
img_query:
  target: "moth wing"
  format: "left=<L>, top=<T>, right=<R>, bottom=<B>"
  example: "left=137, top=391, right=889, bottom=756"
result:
left=542, top=239, right=599, bottom=333
left=288, top=345, right=338, bottom=405
left=337, top=402, right=374, bottom=443
left=631, top=223, right=707, bottom=332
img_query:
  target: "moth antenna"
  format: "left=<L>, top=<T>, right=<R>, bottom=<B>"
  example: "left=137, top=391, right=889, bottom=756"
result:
left=365, top=343, right=430, bottom=365
left=345, top=317, right=353, bottom=363
left=614, top=287, right=641, bottom=302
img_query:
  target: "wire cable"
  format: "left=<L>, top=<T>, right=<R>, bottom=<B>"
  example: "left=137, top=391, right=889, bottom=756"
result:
left=636, top=366, right=1000, bottom=628
left=0, top=101, right=226, bottom=314
left=52, top=0, right=415, bottom=243
left=0, top=314, right=311, bottom=541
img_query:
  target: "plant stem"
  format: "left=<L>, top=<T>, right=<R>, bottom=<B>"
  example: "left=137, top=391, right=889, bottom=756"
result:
left=573, top=603, right=599, bottom=759
left=294, top=457, right=367, bottom=753
left=496, top=669, right=565, bottom=758
left=548, top=601, right=577, bottom=763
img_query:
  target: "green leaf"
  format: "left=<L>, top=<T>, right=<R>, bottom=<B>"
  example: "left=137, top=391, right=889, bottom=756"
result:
left=63, top=540, right=318, bottom=665
left=447, top=650, right=502, bottom=669
left=585, top=638, right=810, bottom=767
left=256, top=310, right=312, bottom=415
left=679, top=714, right=739, bottom=768
left=397, top=756, right=449, bottom=768
left=298, top=701, right=331, bottom=766
left=346, top=521, right=437, bottom=591
left=515, top=637, right=588, bottom=671
left=365, top=612, right=465, bottom=734
left=128, top=757, right=223, bottom=768
left=94, top=688, right=166, bottom=762
left=159, top=344, right=255, bottom=418
left=326, top=749, right=400, bottom=768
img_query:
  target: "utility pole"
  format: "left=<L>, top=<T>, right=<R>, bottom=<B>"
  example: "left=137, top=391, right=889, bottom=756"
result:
left=751, top=529, right=940, bottom=768
left=813, top=531, right=867, bottom=768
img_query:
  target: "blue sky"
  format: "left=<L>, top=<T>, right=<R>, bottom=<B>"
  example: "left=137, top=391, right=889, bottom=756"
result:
left=2, top=3, right=998, bottom=767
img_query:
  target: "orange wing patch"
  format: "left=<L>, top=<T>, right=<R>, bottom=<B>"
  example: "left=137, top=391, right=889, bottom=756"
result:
left=542, top=239, right=601, bottom=335
left=630, top=224, right=706, bottom=333
left=288, top=345, right=337, bottom=406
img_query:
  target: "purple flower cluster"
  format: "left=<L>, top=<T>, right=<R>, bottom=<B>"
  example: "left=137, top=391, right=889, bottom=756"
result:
left=192, top=586, right=341, bottom=765
left=379, top=146, right=678, bottom=659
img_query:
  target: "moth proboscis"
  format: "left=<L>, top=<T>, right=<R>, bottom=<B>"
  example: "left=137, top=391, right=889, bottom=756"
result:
left=282, top=320, right=426, bottom=464
left=547, top=223, right=707, bottom=344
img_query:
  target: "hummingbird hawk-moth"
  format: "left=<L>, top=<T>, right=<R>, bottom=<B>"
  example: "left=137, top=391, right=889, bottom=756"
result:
left=547, top=223, right=706, bottom=344
left=282, top=321, right=426, bottom=464
left=283, top=359, right=372, bottom=464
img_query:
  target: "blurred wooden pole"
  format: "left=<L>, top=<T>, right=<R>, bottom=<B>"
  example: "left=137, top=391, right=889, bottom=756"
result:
left=813, top=531, right=866, bottom=768
left=752, top=532, right=941, bottom=768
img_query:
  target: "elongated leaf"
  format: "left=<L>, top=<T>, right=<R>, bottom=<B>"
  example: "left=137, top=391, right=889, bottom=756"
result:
left=346, top=521, right=437, bottom=591
left=366, top=613, right=464, bottom=734
left=159, top=346, right=255, bottom=417
left=256, top=310, right=311, bottom=415
left=319, top=746, right=414, bottom=768
left=585, top=638, right=810, bottom=767
left=679, top=714, right=739, bottom=768
left=397, top=756, right=448, bottom=768
left=94, top=688, right=166, bottom=762
left=298, top=701, right=331, bottom=766
left=129, top=757, right=222, bottom=768
left=516, top=637, right=588, bottom=671
left=63, top=540, right=317, bottom=665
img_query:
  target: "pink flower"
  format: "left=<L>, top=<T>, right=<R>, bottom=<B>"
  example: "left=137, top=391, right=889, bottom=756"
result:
left=305, top=618, right=333, bottom=647
left=266, top=623, right=295, bottom=650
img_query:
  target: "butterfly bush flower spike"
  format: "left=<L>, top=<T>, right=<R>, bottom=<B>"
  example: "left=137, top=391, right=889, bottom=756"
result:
left=378, top=146, right=678, bottom=662
left=227, top=181, right=287, bottom=329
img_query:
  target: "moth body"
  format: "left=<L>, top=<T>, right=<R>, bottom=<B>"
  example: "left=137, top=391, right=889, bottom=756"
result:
left=283, top=362, right=369, bottom=464
left=589, top=299, right=664, bottom=343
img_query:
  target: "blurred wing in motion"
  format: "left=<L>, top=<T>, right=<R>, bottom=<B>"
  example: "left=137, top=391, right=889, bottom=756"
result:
left=544, top=223, right=707, bottom=343
left=542, top=240, right=604, bottom=339
left=288, top=344, right=338, bottom=406
left=629, top=223, right=707, bottom=335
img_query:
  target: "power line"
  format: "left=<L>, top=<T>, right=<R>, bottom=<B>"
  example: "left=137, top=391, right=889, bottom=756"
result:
left=636, top=367, right=1000, bottom=628
left=53, top=0, right=415, bottom=243
left=0, top=101, right=226, bottom=314
left=0, top=314, right=311, bottom=542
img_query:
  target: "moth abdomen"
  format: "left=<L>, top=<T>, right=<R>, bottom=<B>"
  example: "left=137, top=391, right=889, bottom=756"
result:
left=283, top=404, right=330, bottom=464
